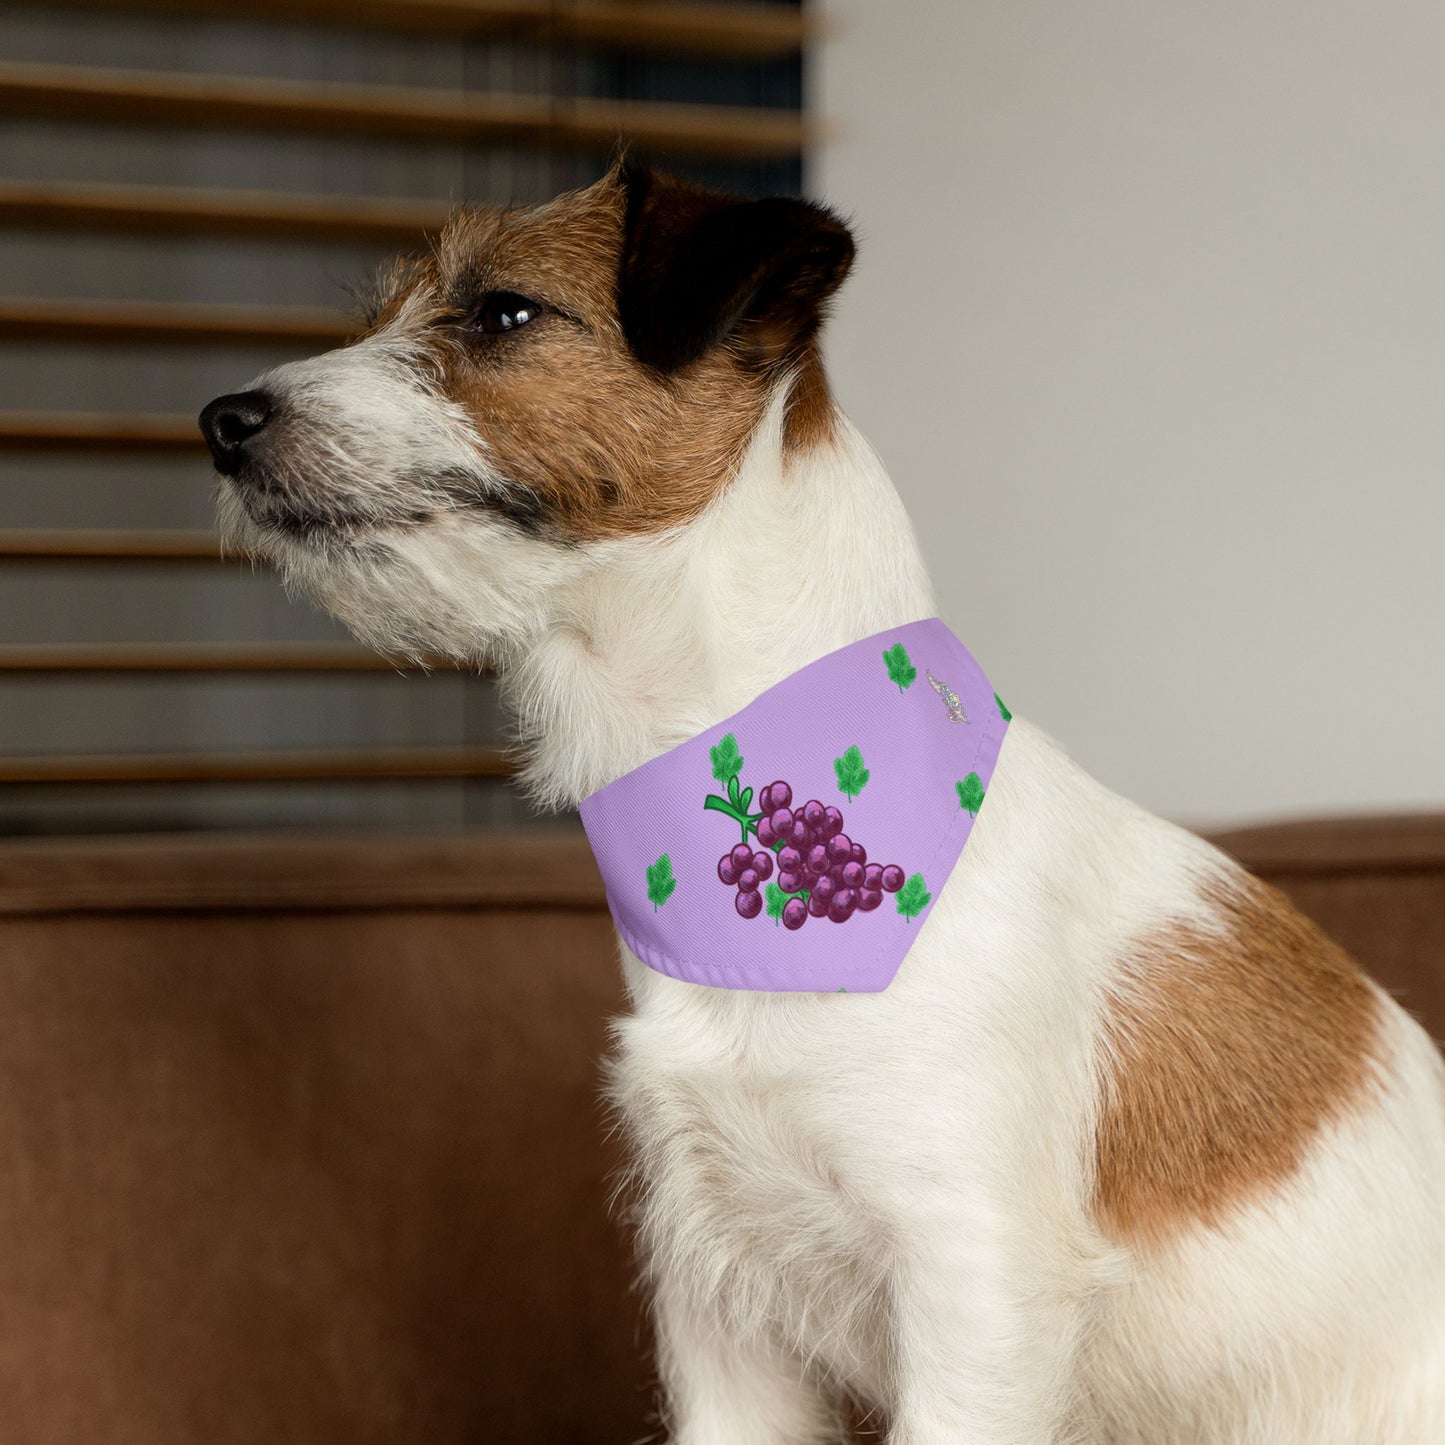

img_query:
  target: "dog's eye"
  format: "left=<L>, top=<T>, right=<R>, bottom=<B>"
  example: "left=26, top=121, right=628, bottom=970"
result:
left=471, top=291, right=543, bottom=335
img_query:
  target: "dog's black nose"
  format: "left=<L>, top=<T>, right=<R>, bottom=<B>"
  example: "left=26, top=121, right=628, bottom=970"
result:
left=199, top=390, right=273, bottom=475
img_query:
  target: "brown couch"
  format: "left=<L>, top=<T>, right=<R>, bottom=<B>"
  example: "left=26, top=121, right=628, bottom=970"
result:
left=0, top=817, right=1440, bottom=1443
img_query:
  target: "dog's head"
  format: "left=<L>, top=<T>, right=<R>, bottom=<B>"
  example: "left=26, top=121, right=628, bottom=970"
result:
left=200, top=163, right=854, bottom=660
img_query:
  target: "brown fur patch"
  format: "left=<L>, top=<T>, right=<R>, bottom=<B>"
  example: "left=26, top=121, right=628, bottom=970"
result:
left=782, top=344, right=840, bottom=456
left=1094, top=872, right=1382, bottom=1246
left=363, top=178, right=780, bottom=540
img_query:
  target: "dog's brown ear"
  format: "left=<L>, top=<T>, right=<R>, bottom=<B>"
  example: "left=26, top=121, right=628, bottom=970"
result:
left=617, top=162, right=855, bottom=374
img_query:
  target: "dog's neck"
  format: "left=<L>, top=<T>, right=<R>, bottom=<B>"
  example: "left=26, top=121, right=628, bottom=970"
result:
left=506, top=391, right=937, bottom=809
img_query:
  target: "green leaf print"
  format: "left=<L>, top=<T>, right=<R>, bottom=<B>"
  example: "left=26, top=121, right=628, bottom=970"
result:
left=765, top=882, right=789, bottom=923
left=833, top=745, right=871, bottom=799
left=895, top=872, right=931, bottom=920
left=646, top=855, right=676, bottom=912
left=709, top=732, right=743, bottom=786
left=956, top=772, right=986, bottom=815
left=995, top=692, right=1012, bottom=722
left=883, top=643, right=917, bottom=692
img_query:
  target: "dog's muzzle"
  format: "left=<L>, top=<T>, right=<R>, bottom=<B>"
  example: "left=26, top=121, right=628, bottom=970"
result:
left=199, top=390, right=274, bottom=477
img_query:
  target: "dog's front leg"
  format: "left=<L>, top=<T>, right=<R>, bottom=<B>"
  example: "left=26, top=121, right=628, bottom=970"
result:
left=653, top=1276, right=841, bottom=1445
left=885, top=1201, right=1090, bottom=1445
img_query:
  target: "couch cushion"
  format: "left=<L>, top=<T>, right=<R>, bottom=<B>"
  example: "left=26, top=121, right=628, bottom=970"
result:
left=0, top=830, right=649, bottom=1445
left=1213, top=813, right=1445, bottom=1044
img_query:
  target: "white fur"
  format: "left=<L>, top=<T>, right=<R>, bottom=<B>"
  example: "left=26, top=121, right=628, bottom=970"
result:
left=221, top=348, right=1445, bottom=1443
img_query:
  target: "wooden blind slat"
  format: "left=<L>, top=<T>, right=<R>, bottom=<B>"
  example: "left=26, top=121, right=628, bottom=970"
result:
left=0, top=180, right=448, bottom=245
left=0, top=745, right=513, bottom=784
left=551, top=0, right=810, bottom=58
left=0, top=529, right=221, bottom=560
left=0, top=62, right=813, bottom=161
left=30, top=0, right=810, bottom=59
left=0, top=643, right=420, bottom=673
left=0, top=413, right=204, bottom=452
left=0, top=297, right=353, bottom=348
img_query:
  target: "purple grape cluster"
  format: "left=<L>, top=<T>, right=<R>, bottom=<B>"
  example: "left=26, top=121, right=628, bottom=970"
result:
left=718, top=779, right=906, bottom=932
left=717, top=839, right=774, bottom=919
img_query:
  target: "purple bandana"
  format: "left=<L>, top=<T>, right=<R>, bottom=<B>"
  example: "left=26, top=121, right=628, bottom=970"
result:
left=579, top=619, right=1009, bottom=993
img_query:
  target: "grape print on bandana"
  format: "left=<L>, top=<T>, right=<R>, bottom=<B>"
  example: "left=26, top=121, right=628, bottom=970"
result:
left=704, top=749, right=913, bottom=931
left=579, top=618, right=1009, bottom=993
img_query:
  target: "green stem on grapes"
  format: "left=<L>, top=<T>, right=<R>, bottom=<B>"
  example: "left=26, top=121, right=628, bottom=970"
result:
left=703, top=790, right=763, bottom=843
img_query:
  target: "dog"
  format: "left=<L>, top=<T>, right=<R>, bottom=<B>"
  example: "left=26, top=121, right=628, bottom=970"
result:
left=200, top=162, right=1445, bottom=1444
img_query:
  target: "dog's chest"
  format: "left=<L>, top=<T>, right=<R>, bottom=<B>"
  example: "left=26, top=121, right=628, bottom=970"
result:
left=612, top=993, right=893, bottom=1388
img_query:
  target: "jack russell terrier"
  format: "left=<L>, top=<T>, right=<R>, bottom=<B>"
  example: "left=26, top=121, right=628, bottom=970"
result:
left=200, top=162, right=1445, bottom=1444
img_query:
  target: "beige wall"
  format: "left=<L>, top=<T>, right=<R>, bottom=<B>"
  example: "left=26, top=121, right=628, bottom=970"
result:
left=813, top=0, right=1445, bottom=826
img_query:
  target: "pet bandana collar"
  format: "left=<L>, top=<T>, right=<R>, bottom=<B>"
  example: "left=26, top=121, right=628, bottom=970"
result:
left=578, top=618, right=1009, bottom=993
